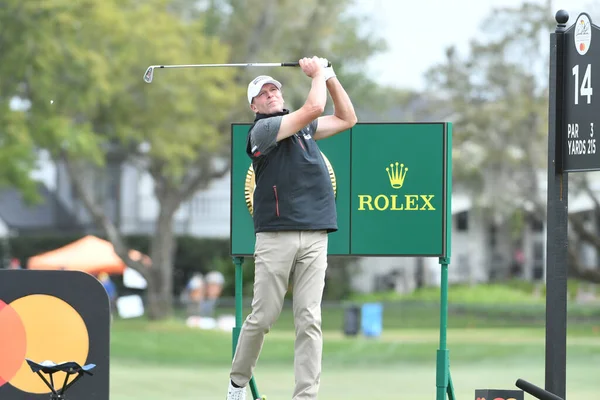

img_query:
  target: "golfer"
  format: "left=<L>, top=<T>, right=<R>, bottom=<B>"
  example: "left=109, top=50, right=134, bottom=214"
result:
left=226, top=56, right=357, bottom=400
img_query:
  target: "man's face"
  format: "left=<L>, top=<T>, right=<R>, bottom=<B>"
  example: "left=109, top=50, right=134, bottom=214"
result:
left=250, top=83, right=284, bottom=114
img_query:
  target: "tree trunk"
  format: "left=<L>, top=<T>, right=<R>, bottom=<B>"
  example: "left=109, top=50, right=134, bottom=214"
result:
left=62, top=152, right=149, bottom=278
left=145, top=203, right=177, bottom=320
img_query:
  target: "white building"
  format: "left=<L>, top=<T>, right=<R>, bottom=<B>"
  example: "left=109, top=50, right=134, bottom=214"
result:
left=2, top=149, right=599, bottom=294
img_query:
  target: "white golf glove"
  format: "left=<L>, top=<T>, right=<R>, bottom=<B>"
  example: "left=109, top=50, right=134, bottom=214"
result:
left=320, top=58, right=336, bottom=81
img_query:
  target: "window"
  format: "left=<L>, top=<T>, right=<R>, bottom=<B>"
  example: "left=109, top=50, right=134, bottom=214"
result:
left=531, top=217, right=544, bottom=232
left=489, top=224, right=497, bottom=247
left=456, top=211, right=468, bottom=231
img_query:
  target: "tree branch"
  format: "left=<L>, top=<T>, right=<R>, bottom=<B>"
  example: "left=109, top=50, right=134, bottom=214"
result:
left=179, top=155, right=230, bottom=201
left=580, top=174, right=600, bottom=211
left=568, top=210, right=600, bottom=283
left=569, top=213, right=600, bottom=249
left=147, top=159, right=172, bottom=204
left=62, top=151, right=150, bottom=278
left=567, top=241, right=600, bottom=283
left=232, top=0, right=275, bottom=63
left=522, top=112, right=546, bottom=221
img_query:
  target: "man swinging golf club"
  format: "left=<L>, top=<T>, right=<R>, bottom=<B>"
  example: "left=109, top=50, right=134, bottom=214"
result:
left=226, top=56, right=357, bottom=400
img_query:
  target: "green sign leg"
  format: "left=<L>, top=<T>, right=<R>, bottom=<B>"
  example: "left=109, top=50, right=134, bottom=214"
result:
left=249, top=378, right=261, bottom=400
left=232, top=256, right=263, bottom=400
left=447, top=368, right=456, bottom=400
left=232, top=257, right=244, bottom=354
left=436, top=257, right=455, bottom=400
left=436, top=349, right=449, bottom=400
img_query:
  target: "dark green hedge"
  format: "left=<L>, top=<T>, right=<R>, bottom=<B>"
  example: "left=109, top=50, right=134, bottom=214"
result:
left=3, top=234, right=354, bottom=300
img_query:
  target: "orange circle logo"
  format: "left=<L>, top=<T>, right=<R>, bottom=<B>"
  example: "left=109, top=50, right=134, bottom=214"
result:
left=0, top=295, right=89, bottom=394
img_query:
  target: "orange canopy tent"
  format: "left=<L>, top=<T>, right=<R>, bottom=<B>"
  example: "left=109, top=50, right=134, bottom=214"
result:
left=27, top=235, right=151, bottom=275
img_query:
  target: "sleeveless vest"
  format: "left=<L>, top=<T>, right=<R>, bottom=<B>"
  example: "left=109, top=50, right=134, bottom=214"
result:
left=245, top=110, right=337, bottom=233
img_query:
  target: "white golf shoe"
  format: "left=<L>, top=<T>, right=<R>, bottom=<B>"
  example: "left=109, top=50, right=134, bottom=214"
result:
left=227, top=380, right=246, bottom=400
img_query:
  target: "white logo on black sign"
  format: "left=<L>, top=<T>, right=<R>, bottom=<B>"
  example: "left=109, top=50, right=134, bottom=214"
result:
left=575, top=14, right=592, bottom=56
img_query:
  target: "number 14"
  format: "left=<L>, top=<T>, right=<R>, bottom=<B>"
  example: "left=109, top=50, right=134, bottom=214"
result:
left=573, top=64, right=593, bottom=105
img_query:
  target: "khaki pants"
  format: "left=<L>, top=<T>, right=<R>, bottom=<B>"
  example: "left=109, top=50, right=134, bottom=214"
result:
left=230, top=230, right=328, bottom=400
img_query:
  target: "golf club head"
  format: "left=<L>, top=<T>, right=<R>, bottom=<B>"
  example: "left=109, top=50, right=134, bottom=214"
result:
left=143, top=66, right=154, bottom=83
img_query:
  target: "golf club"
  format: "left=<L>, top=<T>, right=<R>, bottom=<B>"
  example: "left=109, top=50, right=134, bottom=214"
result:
left=143, top=60, right=331, bottom=83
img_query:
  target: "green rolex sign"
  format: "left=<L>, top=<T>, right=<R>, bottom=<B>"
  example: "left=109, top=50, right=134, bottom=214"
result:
left=350, top=123, right=448, bottom=256
left=230, top=121, right=454, bottom=400
left=230, top=122, right=452, bottom=258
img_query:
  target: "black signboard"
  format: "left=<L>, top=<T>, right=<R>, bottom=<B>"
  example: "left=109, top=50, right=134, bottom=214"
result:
left=564, top=13, right=600, bottom=171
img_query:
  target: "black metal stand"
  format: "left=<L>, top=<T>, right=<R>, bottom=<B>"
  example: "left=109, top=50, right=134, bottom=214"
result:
left=26, top=359, right=96, bottom=400
left=544, top=9, right=569, bottom=399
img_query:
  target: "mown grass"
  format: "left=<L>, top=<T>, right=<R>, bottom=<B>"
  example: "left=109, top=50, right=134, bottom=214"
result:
left=108, top=284, right=600, bottom=399
left=109, top=315, right=600, bottom=399
left=215, top=300, right=600, bottom=333
left=110, top=317, right=600, bottom=367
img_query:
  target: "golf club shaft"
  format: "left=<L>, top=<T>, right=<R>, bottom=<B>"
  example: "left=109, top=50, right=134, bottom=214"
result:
left=155, top=63, right=294, bottom=68
left=150, top=61, right=330, bottom=69
left=143, top=61, right=331, bottom=83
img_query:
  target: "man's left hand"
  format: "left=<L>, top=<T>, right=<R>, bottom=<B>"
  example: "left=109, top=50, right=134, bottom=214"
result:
left=322, top=59, right=336, bottom=81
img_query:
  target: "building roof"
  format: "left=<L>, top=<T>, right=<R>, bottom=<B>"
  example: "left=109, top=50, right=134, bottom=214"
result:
left=0, top=183, right=80, bottom=232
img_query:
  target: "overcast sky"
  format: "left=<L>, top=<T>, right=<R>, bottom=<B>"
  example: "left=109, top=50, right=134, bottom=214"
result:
left=354, top=0, right=591, bottom=90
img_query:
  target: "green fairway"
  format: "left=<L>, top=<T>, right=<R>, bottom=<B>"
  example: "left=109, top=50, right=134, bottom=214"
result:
left=110, top=360, right=599, bottom=400
left=108, top=313, right=600, bottom=399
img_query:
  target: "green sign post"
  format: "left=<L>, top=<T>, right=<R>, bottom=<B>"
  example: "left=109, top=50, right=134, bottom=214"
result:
left=230, top=122, right=454, bottom=400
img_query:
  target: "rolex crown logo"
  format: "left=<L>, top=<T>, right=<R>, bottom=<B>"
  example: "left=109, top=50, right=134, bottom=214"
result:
left=386, top=162, right=408, bottom=189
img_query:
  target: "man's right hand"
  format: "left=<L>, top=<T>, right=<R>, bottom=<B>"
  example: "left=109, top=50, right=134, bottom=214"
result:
left=299, top=56, right=326, bottom=79
left=274, top=56, right=327, bottom=143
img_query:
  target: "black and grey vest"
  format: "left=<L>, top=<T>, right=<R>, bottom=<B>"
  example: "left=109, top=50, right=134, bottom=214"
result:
left=246, top=110, right=337, bottom=234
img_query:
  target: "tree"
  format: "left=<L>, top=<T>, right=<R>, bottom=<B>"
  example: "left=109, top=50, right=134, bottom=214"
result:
left=196, top=0, right=388, bottom=117
left=422, top=0, right=600, bottom=284
left=566, top=173, right=600, bottom=283
left=1, top=0, right=391, bottom=319
left=0, top=3, right=66, bottom=204
left=0, top=0, right=238, bottom=318
left=423, top=1, right=556, bottom=230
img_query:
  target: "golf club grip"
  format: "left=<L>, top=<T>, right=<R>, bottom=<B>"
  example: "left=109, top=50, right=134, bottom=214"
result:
left=515, top=379, right=564, bottom=400
left=281, top=61, right=332, bottom=67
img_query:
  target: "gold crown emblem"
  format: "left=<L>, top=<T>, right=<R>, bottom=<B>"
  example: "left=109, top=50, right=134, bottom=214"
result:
left=386, top=162, right=408, bottom=189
